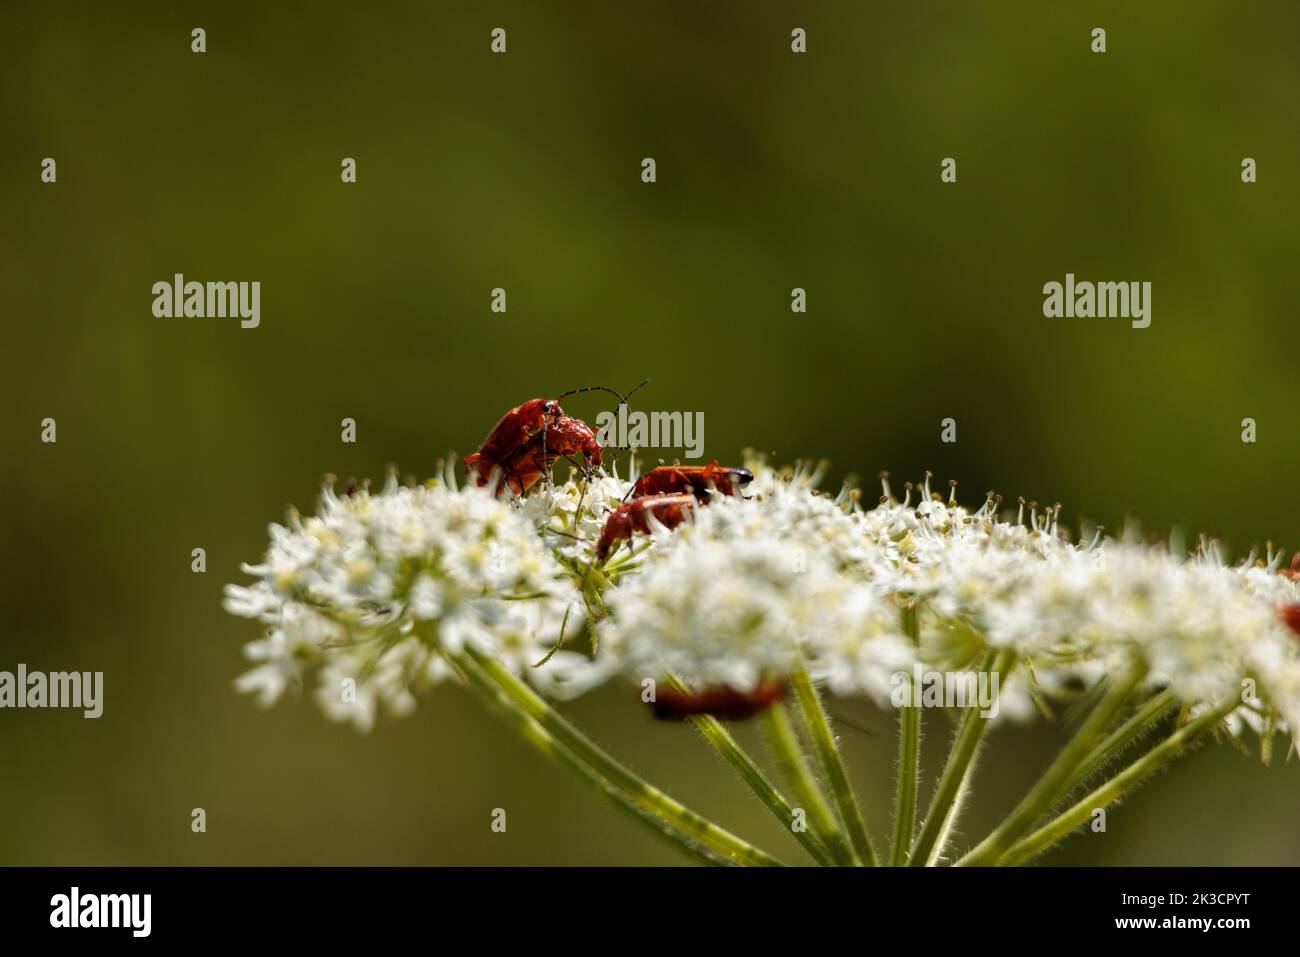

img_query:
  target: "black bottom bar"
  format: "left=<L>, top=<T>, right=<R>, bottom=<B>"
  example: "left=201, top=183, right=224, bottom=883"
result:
left=0, top=866, right=1282, bottom=943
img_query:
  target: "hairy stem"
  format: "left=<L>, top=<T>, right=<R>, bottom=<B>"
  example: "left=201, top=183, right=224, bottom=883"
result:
left=461, top=646, right=785, bottom=866
left=891, top=693, right=923, bottom=866
left=958, top=657, right=1148, bottom=866
left=907, top=647, right=1015, bottom=867
left=454, top=650, right=730, bottom=865
left=1057, top=688, right=1177, bottom=801
left=996, top=696, right=1239, bottom=866
left=760, top=702, right=855, bottom=866
left=667, top=674, right=836, bottom=865
left=791, top=666, right=878, bottom=866
left=890, top=603, right=923, bottom=866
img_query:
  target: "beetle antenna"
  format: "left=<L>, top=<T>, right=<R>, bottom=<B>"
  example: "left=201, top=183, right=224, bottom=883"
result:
left=611, top=379, right=652, bottom=477
left=557, top=378, right=651, bottom=405
left=549, top=384, right=623, bottom=488
left=619, top=378, right=651, bottom=404
left=556, top=384, right=628, bottom=403
left=571, top=378, right=652, bottom=479
left=555, top=379, right=653, bottom=486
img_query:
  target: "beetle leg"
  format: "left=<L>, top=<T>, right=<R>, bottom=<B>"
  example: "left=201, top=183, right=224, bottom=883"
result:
left=534, top=548, right=603, bottom=668
left=540, top=415, right=551, bottom=489
left=564, top=454, right=603, bottom=530
left=533, top=601, right=574, bottom=668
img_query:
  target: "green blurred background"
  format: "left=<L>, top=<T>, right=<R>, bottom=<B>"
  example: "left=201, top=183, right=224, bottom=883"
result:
left=3, top=1, right=1298, bottom=865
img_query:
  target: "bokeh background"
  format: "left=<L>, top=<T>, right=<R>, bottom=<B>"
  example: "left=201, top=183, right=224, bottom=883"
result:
left=3, top=1, right=1298, bottom=865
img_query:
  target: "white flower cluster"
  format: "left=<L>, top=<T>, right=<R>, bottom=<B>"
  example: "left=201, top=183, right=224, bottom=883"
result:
left=226, top=460, right=1300, bottom=746
left=849, top=478, right=1300, bottom=735
left=596, top=493, right=913, bottom=706
left=224, top=470, right=586, bottom=731
left=519, top=466, right=635, bottom=565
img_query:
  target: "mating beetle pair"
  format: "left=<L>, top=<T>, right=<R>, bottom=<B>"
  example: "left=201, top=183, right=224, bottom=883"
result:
left=464, top=386, right=753, bottom=560
left=465, top=387, right=774, bottom=719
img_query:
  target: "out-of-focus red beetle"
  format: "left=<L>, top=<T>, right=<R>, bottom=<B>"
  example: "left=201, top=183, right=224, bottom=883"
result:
left=651, top=680, right=786, bottom=721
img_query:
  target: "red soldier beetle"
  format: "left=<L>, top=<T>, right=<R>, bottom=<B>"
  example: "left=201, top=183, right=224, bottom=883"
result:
left=594, top=493, right=698, bottom=561
left=629, top=461, right=754, bottom=501
left=464, top=380, right=648, bottom=496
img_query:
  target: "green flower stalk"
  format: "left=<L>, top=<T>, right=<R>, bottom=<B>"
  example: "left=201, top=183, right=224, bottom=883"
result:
left=890, top=603, right=923, bottom=866
left=761, top=702, right=856, bottom=866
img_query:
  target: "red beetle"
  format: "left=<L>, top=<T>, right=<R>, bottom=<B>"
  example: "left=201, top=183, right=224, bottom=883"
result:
left=595, top=493, right=697, bottom=560
left=465, top=383, right=647, bottom=496
left=630, top=461, right=754, bottom=501
left=590, top=462, right=750, bottom=560
left=464, top=398, right=602, bottom=496
left=652, top=680, right=786, bottom=721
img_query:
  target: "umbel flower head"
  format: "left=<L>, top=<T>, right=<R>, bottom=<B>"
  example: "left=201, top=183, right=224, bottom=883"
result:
left=224, top=468, right=585, bottom=731
left=226, top=459, right=1300, bottom=753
